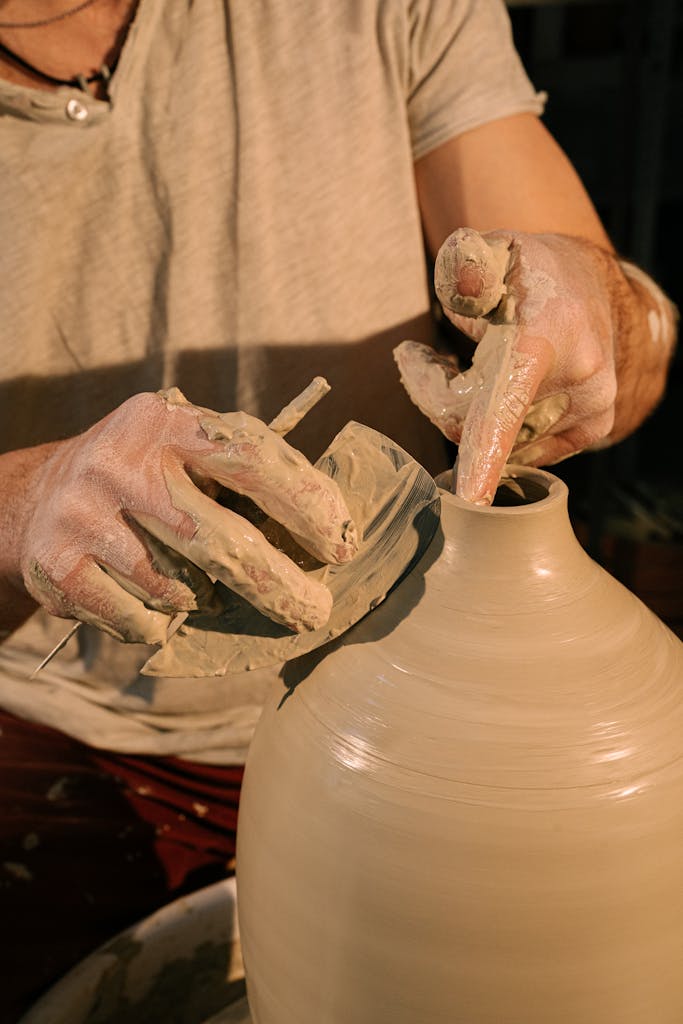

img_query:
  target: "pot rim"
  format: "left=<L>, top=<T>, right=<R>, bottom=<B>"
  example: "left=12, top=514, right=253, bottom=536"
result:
left=438, top=463, right=568, bottom=515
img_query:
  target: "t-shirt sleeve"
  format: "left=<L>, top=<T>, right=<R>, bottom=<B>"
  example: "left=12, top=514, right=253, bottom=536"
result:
left=407, top=0, right=546, bottom=161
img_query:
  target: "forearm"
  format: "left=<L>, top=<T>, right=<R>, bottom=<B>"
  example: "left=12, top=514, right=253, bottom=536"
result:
left=415, top=114, right=614, bottom=256
left=605, top=256, right=678, bottom=444
left=0, top=442, right=58, bottom=638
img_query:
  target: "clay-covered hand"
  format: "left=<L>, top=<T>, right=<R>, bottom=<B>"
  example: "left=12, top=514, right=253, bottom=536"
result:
left=395, top=228, right=676, bottom=504
left=17, top=389, right=358, bottom=644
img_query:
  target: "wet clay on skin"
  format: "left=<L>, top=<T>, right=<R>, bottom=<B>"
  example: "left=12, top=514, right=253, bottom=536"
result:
left=434, top=227, right=510, bottom=318
left=143, top=380, right=354, bottom=634
left=143, top=422, right=439, bottom=677
left=396, top=229, right=573, bottom=504
left=394, top=328, right=569, bottom=504
left=237, top=466, right=683, bottom=1023
left=23, top=383, right=358, bottom=651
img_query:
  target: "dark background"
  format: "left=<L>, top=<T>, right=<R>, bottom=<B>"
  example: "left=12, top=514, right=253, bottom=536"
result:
left=507, top=0, right=682, bottom=633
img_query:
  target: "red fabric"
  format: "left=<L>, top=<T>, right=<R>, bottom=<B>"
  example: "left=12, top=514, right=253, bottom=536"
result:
left=0, top=710, right=244, bottom=1022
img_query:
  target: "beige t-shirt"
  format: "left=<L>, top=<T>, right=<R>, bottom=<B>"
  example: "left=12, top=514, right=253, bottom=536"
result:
left=0, top=0, right=543, bottom=762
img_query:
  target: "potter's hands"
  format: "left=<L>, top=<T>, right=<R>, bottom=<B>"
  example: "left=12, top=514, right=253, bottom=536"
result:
left=395, top=228, right=676, bottom=504
left=15, top=389, right=358, bottom=644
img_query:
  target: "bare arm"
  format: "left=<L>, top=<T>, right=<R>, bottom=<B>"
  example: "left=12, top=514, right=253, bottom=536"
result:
left=0, top=444, right=55, bottom=635
left=415, top=113, right=613, bottom=250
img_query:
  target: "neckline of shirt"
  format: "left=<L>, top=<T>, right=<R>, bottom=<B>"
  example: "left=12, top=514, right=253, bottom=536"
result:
left=0, top=0, right=158, bottom=125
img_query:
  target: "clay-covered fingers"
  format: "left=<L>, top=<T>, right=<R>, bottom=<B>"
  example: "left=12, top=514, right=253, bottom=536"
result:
left=434, top=227, right=511, bottom=324
left=393, top=341, right=471, bottom=443
left=23, top=514, right=203, bottom=644
left=454, top=329, right=554, bottom=504
left=409, top=228, right=625, bottom=502
left=396, top=327, right=565, bottom=502
left=194, top=409, right=358, bottom=566
left=132, top=468, right=333, bottom=633
left=164, top=407, right=356, bottom=631
left=26, top=557, right=173, bottom=645
left=395, top=332, right=554, bottom=503
left=511, top=373, right=616, bottom=467
left=395, top=326, right=557, bottom=503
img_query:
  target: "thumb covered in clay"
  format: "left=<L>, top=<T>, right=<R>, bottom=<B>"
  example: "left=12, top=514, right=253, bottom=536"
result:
left=396, top=228, right=634, bottom=504
left=19, top=389, right=358, bottom=645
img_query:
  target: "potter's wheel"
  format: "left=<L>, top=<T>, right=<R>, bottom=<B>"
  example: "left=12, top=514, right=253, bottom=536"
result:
left=19, top=876, right=253, bottom=1024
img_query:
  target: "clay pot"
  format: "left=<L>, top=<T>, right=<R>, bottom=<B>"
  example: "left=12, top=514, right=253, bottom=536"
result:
left=236, top=467, right=683, bottom=1024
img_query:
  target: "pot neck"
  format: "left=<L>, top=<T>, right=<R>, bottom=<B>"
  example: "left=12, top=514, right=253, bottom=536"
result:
left=439, top=466, right=587, bottom=581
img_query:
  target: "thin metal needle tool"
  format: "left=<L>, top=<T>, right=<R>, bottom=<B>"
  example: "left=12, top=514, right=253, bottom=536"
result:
left=29, top=621, right=81, bottom=680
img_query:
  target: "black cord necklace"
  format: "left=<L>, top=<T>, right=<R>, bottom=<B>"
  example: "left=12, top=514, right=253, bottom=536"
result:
left=0, top=37, right=115, bottom=91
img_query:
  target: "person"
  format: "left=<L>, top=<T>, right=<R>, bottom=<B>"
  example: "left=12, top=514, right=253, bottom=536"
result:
left=0, top=0, right=676, bottom=1017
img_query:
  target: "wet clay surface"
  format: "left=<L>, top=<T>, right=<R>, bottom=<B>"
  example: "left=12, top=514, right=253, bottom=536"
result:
left=237, top=467, right=683, bottom=1023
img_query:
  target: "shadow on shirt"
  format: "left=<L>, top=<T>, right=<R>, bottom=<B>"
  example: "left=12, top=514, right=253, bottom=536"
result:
left=2, top=321, right=451, bottom=475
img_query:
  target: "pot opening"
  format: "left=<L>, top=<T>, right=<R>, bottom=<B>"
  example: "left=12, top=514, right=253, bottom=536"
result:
left=493, top=473, right=550, bottom=507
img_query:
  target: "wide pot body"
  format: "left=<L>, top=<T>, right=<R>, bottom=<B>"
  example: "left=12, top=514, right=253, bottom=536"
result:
left=237, top=468, right=683, bottom=1024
